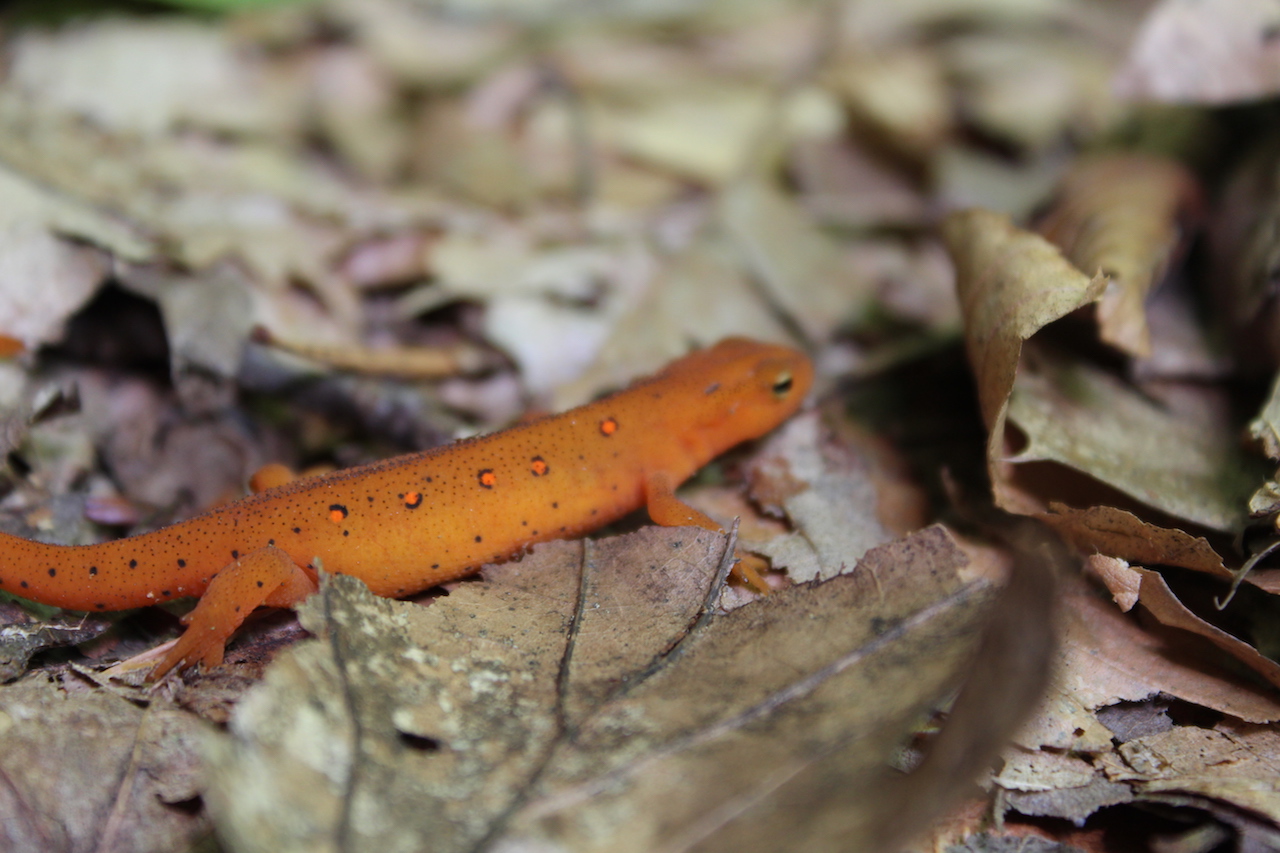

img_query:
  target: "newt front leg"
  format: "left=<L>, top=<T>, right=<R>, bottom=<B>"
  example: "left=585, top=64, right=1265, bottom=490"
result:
left=643, top=471, right=772, bottom=593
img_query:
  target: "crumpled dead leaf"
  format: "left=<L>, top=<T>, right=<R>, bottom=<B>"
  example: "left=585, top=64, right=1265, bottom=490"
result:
left=1037, top=154, right=1200, bottom=358
left=942, top=207, right=1106, bottom=499
left=1097, top=719, right=1280, bottom=825
left=205, top=524, right=1000, bottom=852
left=1002, top=570, right=1280, bottom=829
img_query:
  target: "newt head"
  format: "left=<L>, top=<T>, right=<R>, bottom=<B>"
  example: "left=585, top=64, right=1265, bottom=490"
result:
left=661, top=337, right=815, bottom=458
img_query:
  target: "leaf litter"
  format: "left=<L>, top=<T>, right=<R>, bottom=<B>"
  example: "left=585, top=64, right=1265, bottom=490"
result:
left=3, top=0, right=1280, bottom=850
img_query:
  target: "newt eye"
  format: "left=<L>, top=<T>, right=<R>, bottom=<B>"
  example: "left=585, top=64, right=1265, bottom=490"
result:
left=772, top=372, right=794, bottom=398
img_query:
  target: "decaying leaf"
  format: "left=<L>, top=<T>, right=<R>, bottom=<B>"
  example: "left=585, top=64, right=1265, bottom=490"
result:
left=747, top=411, right=894, bottom=583
left=721, top=180, right=877, bottom=342
left=1007, top=353, right=1259, bottom=533
left=1130, top=566, right=1280, bottom=690
left=1016, top=573, right=1280, bottom=758
left=942, top=207, right=1106, bottom=496
left=0, top=682, right=208, bottom=853
left=552, top=240, right=795, bottom=409
left=1116, top=0, right=1280, bottom=105
left=1042, top=504, right=1233, bottom=583
left=1097, top=719, right=1280, bottom=825
left=944, top=31, right=1122, bottom=151
left=205, top=525, right=1000, bottom=852
left=0, top=606, right=112, bottom=682
left=1037, top=154, right=1200, bottom=357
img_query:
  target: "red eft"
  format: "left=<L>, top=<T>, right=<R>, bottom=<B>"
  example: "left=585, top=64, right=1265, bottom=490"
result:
left=0, top=338, right=813, bottom=678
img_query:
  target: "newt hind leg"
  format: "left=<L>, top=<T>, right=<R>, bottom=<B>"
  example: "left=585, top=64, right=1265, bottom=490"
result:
left=150, top=545, right=318, bottom=680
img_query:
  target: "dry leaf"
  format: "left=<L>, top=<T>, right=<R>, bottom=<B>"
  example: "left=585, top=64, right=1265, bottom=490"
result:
left=1250, top=372, right=1280, bottom=460
left=1131, top=566, right=1280, bottom=690
left=1084, top=553, right=1142, bottom=612
left=944, top=31, right=1121, bottom=150
left=206, top=525, right=999, bottom=852
left=828, top=48, right=952, bottom=157
left=1041, top=505, right=1232, bottom=581
left=721, top=180, right=877, bottom=342
left=747, top=411, right=894, bottom=583
left=1008, top=353, right=1259, bottom=532
left=1037, top=154, right=1200, bottom=358
left=1097, top=719, right=1280, bottom=823
left=551, top=240, right=795, bottom=409
left=0, top=682, right=207, bottom=853
left=1017, top=574, right=1280, bottom=765
left=942, top=207, right=1106, bottom=499
left=1116, top=0, right=1280, bottom=104
left=8, top=19, right=280, bottom=136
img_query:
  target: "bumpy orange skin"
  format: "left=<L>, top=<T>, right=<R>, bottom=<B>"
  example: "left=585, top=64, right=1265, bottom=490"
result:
left=0, top=338, right=813, bottom=675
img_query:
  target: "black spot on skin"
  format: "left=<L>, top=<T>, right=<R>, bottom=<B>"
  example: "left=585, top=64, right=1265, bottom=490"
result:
left=704, top=382, right=721, bottom=395
left=532, top=530, right=539, bottom=536
left=552, top=502, right=559, bottom=509
left=162, top=590, right=171, bottom=597
left=232, top=550, right=240, bottom=559
left=343, top=530, right=350, bottom=537
left=591, top=509, right=598, bottom=516
left=432, top=563, right=440, bottom=569
left=20, top=581, right=28, bottom=588
left=367, top=496, right=375, bottom=503
left=522, top=520, right=528, bottom=526
left=129, top=559, right=137, bottom=569
left=474, top=535, right=482, bottom=543
left=425, top=476, right=434, bottom=483
left=293, top=527, right=301, bottom=534
left=234, top=606, right=241, bottom=613
left=256, top=581, right=264, bottom=588
left=560, top=526, right=567, bottom=533
left=89, top=566, right=98, bottom=576
left=96, top=603, right=106, bottom=609
left=268, top=539, right=275, bottom=546
left=177, top=559, right=186, bottom=567
left=47, top=568, right=56, bottom=578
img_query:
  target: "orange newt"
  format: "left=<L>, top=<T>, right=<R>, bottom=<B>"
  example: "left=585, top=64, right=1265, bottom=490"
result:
left=0, top=338, right=813, bottom=678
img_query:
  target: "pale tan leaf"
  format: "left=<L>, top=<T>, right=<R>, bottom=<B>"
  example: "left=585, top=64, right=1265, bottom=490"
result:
left=551, top=241, right=794, bottom=409
left=942, top=208, right=1106, bottom=494
left=721, top=180, right=877, bottom=342
left=1038, top=154, right=1200, bottom=357
left=1097, top=720, right=1280, bottom=823
left=8, top=20, right=281, bottom=136
left=1116, top=0, right=1280, bottom=105
left=1084, top=554, right=1141, bottom=612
